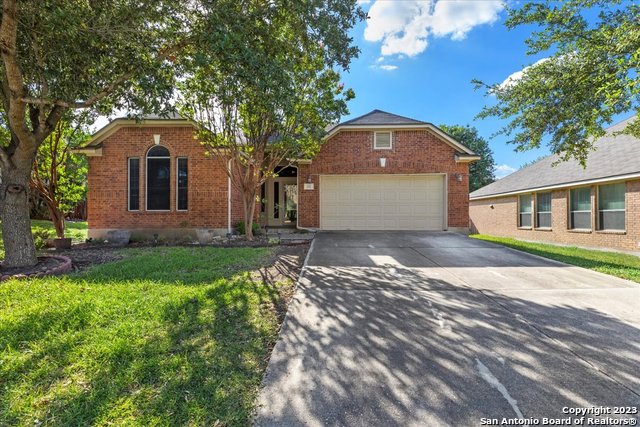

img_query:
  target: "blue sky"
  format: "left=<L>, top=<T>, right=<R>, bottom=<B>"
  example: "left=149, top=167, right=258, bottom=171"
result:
left=339, top=0, right=552, bottom=178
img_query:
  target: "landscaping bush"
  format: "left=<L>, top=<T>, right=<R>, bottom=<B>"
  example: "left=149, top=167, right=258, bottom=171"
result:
left=236, top=220, right=260, bottom=235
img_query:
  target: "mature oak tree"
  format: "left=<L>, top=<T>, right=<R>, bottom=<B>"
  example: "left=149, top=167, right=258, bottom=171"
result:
left=474, top=0, right=640, bottom=166
left=0, top=0, right=191, bottom=267
left=440, top=124, right=495, bottom=192
left=180, top=0, right=363, bottom=240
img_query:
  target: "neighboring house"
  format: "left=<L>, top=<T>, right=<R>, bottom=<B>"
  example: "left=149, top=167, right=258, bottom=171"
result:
left=76, top=110, right=479, bottom=240
left=470, top=116, right=639, bottom=252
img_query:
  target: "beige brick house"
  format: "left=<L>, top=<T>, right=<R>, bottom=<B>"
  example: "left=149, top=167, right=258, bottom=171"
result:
left=470, top=117, right=640, bottom=252
left=77, top=110, right=480, bottom=239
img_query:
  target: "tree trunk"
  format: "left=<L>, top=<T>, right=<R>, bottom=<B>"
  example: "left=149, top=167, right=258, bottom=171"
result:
left=242, top=189, right=257, bottom=241
left=1, top=168, right=38, bottom=268
left=47, top=203, right=65, bottom=238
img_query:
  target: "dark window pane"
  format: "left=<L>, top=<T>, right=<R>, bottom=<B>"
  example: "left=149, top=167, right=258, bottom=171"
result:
left=273, top=182, right=279, bottom=219
left=177, top=158, right=188, bottom=210
left=519, top=194, right=532, bottom=213
left=519, top=213, right=531, bottom=228
left=147, top=145, right=170, bottom=157
left=571, top=212, right=591, bottom=229
left=537, top=212, right=551, bottom=228
left=536, top=192, right=551, bottom=212
left=128, top=158, right=140, bottom=211
left=260, top=183, right=266, bottom=212
left=147, top=158, right=170, bottom=210
left=599, top=211, right=625, bottom=231
left=570, top=188, right=591, bottom=211
left=599, top=183, right=625, bottom=210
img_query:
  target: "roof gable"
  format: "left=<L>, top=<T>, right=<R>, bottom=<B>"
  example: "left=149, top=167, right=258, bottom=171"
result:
left=339, top=109, right=427, bottom=126
left=324, top=109, right=477, bottom=156
left=470, top=116, right=640, bottom=199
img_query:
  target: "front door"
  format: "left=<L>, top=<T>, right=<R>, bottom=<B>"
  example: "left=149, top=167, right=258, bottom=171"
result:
left=267, top=177, right=298, bottom=227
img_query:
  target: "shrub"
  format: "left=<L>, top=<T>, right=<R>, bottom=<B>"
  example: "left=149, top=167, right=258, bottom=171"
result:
left=33, top=229, right=53, bottom=249
left=236, top=220, right=260, bottom=235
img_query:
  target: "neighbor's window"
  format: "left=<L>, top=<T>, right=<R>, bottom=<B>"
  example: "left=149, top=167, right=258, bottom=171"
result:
left=128, top=158, right=140, bottom=211
left=177, top=157, right=188, bottom=211
left=598, top=182, right=625, bottom=231
left=146, top=145, right=171, bottom=211
left=536, top=192, right=552, bottom=228
left=570, top=187, right=591, bottom=229
left=518, top=194, right=532, bottom=228
left=374, top=131, right=392, bottom=149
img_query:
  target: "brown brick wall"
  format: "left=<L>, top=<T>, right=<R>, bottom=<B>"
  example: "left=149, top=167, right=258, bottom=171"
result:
left=87, top=125, right=239, bottom=233
left=469, top=179, right=640, bottom=251
left=298, top=129, right=470, bottom=229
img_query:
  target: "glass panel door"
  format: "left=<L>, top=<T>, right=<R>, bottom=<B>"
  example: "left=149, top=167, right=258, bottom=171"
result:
left=284, top=183, right=298, bottom=225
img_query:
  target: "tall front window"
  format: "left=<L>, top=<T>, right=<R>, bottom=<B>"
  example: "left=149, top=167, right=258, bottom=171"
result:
left=570, top=187, right=591, bottom=229
left=598, top=182, right=625, bottom=230
left=177, top=157, right=188, bottom=211
left=146, top=146, right=170, bottom=211
left=518, top=194, right=532, bottom=227
left=128, top=158, right=140, bottom=211
left=536, top=192, right=552, bottom=228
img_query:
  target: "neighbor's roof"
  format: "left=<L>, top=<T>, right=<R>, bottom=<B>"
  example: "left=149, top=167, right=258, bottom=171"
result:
left=326, top=109, right=478, bottom=156
left=470, top=116, right=640, bottom=200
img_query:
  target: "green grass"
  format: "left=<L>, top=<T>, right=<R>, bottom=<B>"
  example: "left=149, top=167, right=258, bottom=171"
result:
left=0, top=246, right=292, bottom=426
left=0, top=220, right=88, bottom=259
left=471, top=234, right=640, bottom=283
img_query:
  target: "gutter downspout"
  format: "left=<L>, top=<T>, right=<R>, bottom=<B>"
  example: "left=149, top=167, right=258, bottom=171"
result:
left=227, top=159, right=232, bottom=235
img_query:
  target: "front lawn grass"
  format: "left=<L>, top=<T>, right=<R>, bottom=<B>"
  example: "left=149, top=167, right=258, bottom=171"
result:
left=0, top=246, right=291, bottom=426
left=471, top=234, right=640, bottom=284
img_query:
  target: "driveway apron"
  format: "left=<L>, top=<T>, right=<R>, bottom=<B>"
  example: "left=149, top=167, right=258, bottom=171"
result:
left=255, top=231, right=640, bottom=426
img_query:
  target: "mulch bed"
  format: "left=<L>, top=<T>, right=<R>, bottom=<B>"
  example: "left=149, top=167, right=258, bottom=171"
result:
left=0, top=255, right=72, bottom=281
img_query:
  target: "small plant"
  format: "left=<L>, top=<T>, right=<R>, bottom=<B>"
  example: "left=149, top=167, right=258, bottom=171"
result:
left=33, top=229, right=53, bottom=249
left=236, top=220, right=259, bottom=236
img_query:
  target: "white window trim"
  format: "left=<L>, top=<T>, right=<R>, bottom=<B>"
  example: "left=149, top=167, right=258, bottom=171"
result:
left=128, top=157, right=140, bottom=211
left=374, top=131, right=392, bottom=150
left=176, top=157, right=188, bottom=211
left=145, top=149, right=171, bottom=212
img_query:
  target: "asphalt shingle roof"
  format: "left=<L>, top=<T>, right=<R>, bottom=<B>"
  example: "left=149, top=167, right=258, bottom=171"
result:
left=470, top=116, right=639, bottom=199
left=339, top=109, right=428, bottom=126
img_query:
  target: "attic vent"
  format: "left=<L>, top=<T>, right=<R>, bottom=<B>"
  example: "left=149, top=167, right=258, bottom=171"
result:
left=374, top=132, right=392, bottom=149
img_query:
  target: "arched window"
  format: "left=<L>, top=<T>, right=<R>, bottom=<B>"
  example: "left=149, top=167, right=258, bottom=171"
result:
left=146, top=145, right=170, bottom=210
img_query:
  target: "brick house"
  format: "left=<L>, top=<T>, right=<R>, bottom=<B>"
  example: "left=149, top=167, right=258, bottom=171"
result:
left=469, top=117, right=640, bottom=252
left=77, top=110, right=479, bottom=240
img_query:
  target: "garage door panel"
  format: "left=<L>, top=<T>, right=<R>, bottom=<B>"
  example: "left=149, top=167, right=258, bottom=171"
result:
left=320, top=175, right=445, bottom=230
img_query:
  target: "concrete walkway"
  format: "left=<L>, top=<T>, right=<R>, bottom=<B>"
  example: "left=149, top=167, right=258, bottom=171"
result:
left=255, top=231, right=640, bottom=426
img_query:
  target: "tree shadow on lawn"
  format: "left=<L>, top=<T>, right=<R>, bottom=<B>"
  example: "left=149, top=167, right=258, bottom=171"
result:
left=256, top=266, right=640, bottom=426
left=0, top=248, right=291, bottom=426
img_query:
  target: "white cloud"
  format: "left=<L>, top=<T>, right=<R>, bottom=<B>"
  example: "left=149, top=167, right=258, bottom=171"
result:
left=379, top=65, right=398, bottom=71
left=357, top=0, right=371, bottom=4
left=499, top=57, right=550, bottom=90
left=495, top=164, right=517, bottom=179
left=364, top=0, right=504, bottom=57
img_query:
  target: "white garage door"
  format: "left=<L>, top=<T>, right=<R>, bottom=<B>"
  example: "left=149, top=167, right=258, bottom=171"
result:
left=320, top=175, right=446, bottom=230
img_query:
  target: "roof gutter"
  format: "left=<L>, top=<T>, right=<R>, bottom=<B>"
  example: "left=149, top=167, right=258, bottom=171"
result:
left=470, top=171, right=640, bottom=201
left=71, top=147, right=103, bottom=156
left=455, top=154, right=481, bottom=163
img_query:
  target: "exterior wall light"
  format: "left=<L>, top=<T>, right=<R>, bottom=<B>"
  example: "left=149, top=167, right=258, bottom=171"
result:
left=454, top=173, right=463, bottom=182
left=379, top=158, right=387, bottom=168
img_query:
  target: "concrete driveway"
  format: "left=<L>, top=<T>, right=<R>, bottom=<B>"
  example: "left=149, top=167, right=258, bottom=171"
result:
left=255, top=232, right=640, bottom=426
